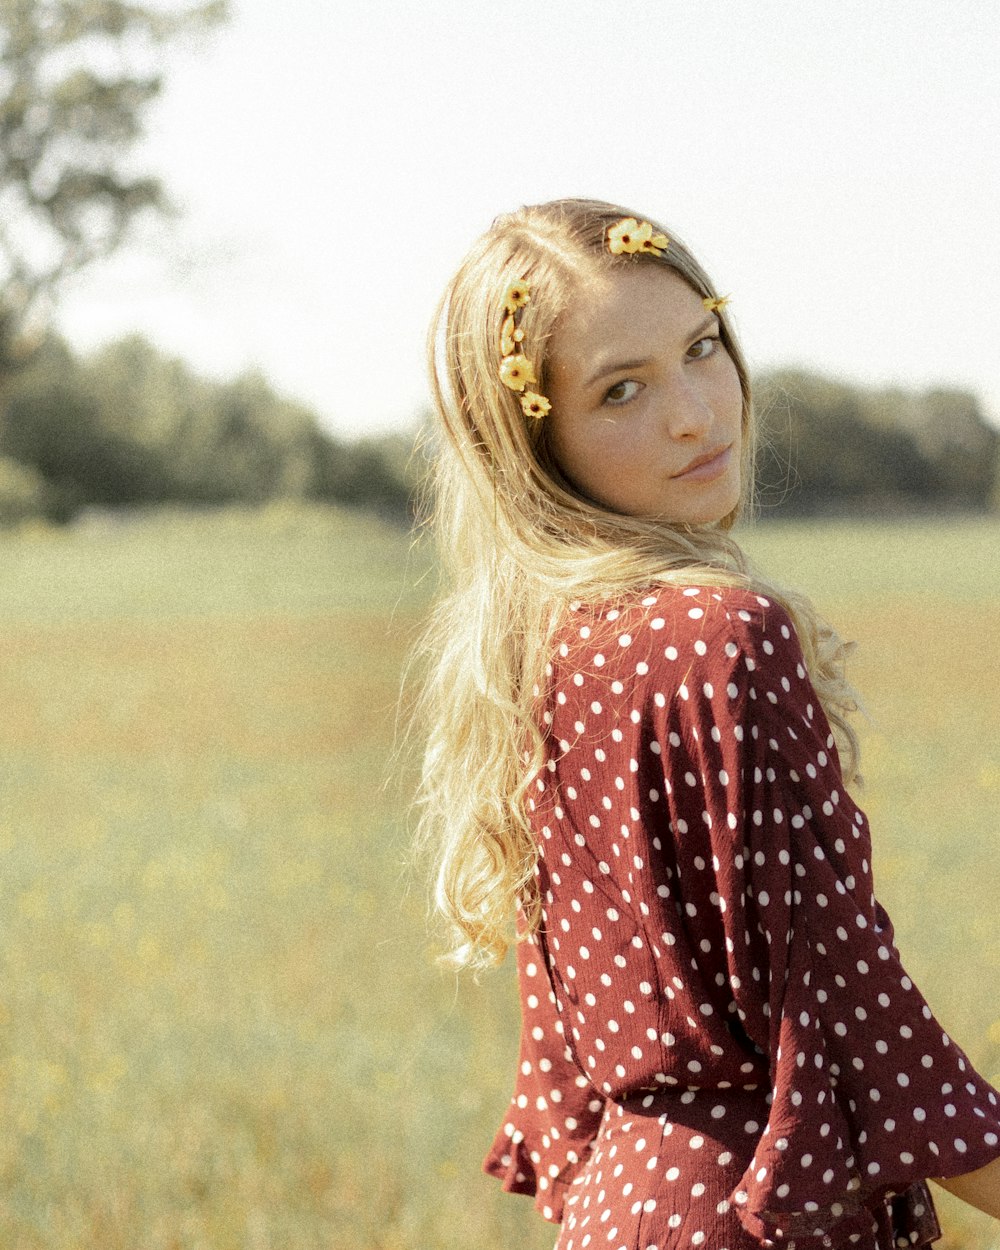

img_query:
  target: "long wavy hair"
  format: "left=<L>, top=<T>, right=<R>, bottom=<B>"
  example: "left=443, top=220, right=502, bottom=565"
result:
left=412, top=197, right=860, bottom=969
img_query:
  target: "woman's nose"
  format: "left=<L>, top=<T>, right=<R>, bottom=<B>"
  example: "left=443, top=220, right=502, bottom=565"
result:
left=660, top=373, right=714, bottom=440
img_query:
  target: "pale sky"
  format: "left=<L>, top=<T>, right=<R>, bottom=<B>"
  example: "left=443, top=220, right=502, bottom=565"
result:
left=56, top=0, right=1000, bottom=439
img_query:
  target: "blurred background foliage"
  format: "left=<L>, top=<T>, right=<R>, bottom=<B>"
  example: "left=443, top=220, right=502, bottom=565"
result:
left=754, top=371, right=999, bottom=518
left=0, top=0, right=226, bottom=369
left=0, top=331, right=997, bottom=530
left=0, top=332, right=416, bottom=524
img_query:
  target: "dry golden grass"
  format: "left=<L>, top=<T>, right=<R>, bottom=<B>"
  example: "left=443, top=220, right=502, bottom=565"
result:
left=0, top=506, right=996, bottom=1248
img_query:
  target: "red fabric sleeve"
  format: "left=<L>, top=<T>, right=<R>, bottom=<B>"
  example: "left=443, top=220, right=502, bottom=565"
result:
left=482, top=914, right=607, bottom=1224
left=652, top=594, right=1000, bottom=1245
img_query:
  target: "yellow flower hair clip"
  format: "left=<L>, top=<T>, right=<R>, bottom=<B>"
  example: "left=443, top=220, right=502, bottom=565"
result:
left=497, top=279, right=551, bottom=419
left=498, top=352, right=537, bottom=391
left=503, top=282, right=530, bottom=312
left=702, top=295, right=731, bottom=313
left=607, top=217, right=670, bottom=257
left=520, top=392, right=551, bottom=419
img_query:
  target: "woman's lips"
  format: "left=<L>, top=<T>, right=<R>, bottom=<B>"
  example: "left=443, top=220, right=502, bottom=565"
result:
left=672, top=445, right=733, bottom=481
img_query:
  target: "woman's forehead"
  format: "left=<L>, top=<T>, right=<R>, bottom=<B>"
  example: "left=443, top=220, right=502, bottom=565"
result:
left=550, top=265, right=703, bottom=362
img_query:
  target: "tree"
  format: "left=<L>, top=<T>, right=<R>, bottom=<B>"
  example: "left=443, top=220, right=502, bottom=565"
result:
left=0, top=330, right=418, bottom=523
left=0, top=0, right=226, bottom=375
left=754, top=370, right=997, bottom=517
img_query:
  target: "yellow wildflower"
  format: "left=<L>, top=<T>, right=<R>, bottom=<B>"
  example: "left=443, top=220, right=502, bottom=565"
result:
left=503, top=281, right=530, bottom=314
left=520, top=391, right=551, bottom=419
left=500, top=315, right=525, bottom=356
left=607, top=218, right=669, bottom=256
left=640, top=231, right=669, bottom=256
left=703, top=295, right=731, bottom=313
left=608, top=218, right=641, bottom=254
left=499, top=354, right=537, bottom=392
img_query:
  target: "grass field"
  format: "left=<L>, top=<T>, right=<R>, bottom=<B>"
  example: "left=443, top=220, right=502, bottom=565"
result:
left=0, top=504, right=997, bottom=1248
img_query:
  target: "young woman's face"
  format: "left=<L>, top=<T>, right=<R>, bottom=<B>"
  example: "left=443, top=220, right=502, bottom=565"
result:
left=544, top=264, right=744, bottom=525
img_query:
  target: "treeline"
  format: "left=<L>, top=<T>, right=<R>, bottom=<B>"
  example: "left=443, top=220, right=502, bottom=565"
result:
left=755, top=371, right=999, bottom=516
left=0, top=337, right=996, bottom=528
left=0, top=334, right=413, bottom=527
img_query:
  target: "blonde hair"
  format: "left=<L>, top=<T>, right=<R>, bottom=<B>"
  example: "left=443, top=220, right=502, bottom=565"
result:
left=412, top=198, right=860, bottom=969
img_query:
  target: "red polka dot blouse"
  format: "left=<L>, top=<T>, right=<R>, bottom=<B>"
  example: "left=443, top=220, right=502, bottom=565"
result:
left=484, top=586, right=1000, bottom=1249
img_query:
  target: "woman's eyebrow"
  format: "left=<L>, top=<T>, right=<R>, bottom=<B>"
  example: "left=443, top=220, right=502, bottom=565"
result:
left=584, top=356, right=650, bottom=388
left=583, top=313, right=720, bottom=389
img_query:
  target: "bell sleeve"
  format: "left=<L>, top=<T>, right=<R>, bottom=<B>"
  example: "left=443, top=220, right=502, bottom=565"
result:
left=658, top=594, right=1000, bottom=1246
left=483, top=912, right=606, bottom=1223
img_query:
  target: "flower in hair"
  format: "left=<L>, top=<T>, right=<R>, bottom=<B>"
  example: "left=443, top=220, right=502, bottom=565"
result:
left=520, top=392, right=551, bottom=419
left=503, top=282, right=530, bottom=313
left=499, top=314, right=524, bottom=356
left=703, top=295, right=731, bottom=313
left=607, top=217, right=669, bottom=256
left=499, top=353, right=537, bottom=392
left=498, top=277, right=551, bottom=415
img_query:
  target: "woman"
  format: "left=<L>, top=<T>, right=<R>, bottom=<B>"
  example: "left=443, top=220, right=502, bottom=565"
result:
left=414, top=197, right=1000, bottom=1247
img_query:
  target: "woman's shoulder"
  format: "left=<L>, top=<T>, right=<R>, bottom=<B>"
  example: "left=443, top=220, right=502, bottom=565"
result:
left=557, top=583, right=801, bottom=680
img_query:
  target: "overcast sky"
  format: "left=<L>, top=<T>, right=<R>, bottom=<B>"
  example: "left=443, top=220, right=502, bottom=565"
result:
left=55, top=0, right=1000, bottom=438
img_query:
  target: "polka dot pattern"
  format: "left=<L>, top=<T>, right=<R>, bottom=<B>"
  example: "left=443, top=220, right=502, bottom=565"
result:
left=484, top=587, right=1000, bottom=1248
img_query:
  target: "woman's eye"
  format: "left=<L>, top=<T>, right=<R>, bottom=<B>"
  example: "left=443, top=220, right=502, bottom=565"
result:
left=604, top=379, right=642, bottom=406
left=688, top=335, right=720, bottom=360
